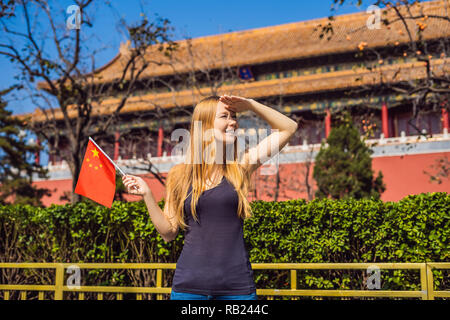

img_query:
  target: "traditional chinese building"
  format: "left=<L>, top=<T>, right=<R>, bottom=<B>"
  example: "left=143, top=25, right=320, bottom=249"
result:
left=18, top=0, right=450, bottom=206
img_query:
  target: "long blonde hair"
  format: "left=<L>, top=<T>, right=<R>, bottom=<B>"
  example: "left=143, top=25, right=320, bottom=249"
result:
left=165, top=96, right=253, bottom=230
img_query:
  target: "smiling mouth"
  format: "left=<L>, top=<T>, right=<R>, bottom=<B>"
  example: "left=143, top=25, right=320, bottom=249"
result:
left=225, top=129, right=236, bottom=136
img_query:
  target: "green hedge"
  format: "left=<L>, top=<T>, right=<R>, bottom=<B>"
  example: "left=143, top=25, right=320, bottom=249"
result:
left=0, top=192, right=448, bottom=298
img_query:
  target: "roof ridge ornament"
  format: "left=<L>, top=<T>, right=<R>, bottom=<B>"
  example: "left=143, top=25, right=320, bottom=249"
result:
left=119, top=40, right=131, bottom=55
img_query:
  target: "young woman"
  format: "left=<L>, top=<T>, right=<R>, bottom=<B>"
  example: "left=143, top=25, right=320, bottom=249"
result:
left=122, top=95, right=298, bottom=300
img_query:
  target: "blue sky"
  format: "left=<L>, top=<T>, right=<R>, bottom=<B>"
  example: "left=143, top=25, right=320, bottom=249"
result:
left=0, top=0, right=377, bottom=116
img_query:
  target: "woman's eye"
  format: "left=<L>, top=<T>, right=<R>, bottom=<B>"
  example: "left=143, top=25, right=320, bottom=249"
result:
left=221, top=114, right=237, bottom=119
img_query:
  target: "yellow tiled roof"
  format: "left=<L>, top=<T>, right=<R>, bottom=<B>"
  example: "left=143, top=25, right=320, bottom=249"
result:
left=84, top=0, right=449, bottom=83
left=20, top=57, right=449, bottom=123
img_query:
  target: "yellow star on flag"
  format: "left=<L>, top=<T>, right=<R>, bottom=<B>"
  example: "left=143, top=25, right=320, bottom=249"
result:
left=91, top=148, right=99, bottom=158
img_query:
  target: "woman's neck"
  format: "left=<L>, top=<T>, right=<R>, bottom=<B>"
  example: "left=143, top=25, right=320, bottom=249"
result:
left=207, top=166, right=224, bottom=182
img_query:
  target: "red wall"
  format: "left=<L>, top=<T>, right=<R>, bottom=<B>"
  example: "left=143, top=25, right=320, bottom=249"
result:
left=372, top=152, right=450, bottom=201
left=32, top=152, right=449, bottom=207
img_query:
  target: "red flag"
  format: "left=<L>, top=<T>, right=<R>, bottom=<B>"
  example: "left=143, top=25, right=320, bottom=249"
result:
left=74, top=139, right=116, bottom=207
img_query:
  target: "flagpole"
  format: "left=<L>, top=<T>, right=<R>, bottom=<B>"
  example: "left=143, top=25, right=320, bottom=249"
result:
left=89, top=136, right=126, bottom=176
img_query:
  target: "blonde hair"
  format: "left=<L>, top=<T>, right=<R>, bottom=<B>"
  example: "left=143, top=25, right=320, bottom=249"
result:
left=165, top=96, right=253, bottom=230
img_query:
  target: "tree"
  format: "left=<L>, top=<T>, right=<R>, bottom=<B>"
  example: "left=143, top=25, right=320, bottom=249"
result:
left=0, top=87, right=50, bottom=206
left=313, top=110, right=386, bottom=200
left=423, top=155, right=450, bottom=184
left=0, top=0, right=16, bottom=18
left=0, top=0, right=178, bottom=204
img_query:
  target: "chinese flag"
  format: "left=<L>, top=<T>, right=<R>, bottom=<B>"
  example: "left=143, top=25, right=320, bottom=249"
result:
left=74, top=139, right=116, bottom=207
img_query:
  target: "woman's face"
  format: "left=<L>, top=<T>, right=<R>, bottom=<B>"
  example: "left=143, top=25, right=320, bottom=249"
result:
left=214, top=101, right=238, bottom=145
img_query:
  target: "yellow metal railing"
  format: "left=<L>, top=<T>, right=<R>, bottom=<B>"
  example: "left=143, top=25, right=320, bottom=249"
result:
left=0, top=263, right=448, bottom=300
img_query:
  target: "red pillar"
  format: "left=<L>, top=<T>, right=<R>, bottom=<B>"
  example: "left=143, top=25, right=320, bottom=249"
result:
left=325, top=109, right=331, bottom=138
left=442, top=107, right=449, bottom=132
left=114, top=131, right=120, bottom=160
left=35, top=138, right=40, bottom=165
left=382, top=102, right=389, bottom=138
left=157, top=126, right=164, bottom=157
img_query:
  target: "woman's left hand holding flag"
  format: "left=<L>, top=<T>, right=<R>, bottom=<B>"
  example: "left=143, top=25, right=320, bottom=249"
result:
left=122, top=175, right=150, bottom=196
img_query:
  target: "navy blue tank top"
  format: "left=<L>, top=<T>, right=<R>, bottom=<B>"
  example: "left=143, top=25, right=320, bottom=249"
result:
left=171, top=176, right=256, bottom=295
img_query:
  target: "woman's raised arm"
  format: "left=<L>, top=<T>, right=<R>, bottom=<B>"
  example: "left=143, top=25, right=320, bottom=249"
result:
left=220, top=95, right=298, bottom=175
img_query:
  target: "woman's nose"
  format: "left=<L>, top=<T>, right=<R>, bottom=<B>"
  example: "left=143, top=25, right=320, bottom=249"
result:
left=227, top=115, right=237, bottom=122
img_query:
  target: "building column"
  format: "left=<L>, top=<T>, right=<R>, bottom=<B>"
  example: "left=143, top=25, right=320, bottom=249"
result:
left=114, top=131, right=120, bottom=161
left=382, top=102, right=390, bottom=138
left=442, top=107, right=449, bottom=133
left=157, top=126, right=164, bottom=157
left=325, top=109, right=331, bottom=138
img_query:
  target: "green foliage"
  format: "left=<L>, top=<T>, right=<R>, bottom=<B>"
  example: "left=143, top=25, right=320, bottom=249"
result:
left=313, top=111, right=385, bottom=200
left=0, top=88, right=50, bottom=206
left=245, top=192, right=449, bottom=292
left=0, top=192, right=448, bottom=294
